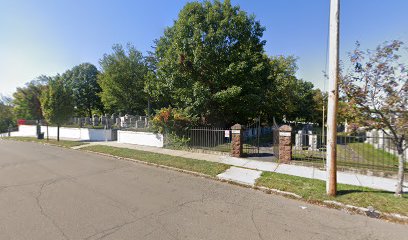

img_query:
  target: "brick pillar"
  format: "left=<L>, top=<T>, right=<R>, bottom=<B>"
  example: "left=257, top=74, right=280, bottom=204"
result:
left=279, top=125, right=292, bottom=163
left=231, top=124, right=243, bottom=157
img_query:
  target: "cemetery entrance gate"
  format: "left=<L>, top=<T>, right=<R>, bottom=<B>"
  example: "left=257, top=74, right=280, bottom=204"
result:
left=243, top=118, right=279, bottom=160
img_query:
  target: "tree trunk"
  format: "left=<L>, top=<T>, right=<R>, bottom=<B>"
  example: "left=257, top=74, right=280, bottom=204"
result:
left=57, top=124, right=60, bottom=142
left=395, top=144, right=405, bottom=196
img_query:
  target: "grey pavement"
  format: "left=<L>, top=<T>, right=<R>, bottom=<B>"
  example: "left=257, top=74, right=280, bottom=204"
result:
left=1, top=140, right=407, bottom=239
left=78, top=141, right=408, bottom=192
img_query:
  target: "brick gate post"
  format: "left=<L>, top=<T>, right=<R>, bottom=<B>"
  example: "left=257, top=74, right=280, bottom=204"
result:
left=279, top=125, right=292, bottom=163
left=231, top=124, right=244, bottom=157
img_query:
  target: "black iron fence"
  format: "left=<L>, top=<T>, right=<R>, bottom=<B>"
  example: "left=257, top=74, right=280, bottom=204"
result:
left=164, top=125, right=280, bottom=157
left=164, top=127, right=232, bottom=153
left=188, top=127, right=232, bottom=152
left=291, top=132, right=407, bottom=176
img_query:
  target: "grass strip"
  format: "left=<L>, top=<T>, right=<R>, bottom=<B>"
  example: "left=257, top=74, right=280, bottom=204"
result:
left=348, top=142, right=398, bottom=165
left=2, top=137, right=87, bottom=148
left=81, top=145, right=230, bottom=177
left=256, top=171, right=408, bottom=216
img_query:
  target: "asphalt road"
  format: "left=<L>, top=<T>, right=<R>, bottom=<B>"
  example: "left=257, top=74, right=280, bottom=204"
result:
left=0, top=140, right=407, bottom=240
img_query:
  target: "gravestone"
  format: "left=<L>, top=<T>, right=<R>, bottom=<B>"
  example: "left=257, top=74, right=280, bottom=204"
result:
left=377, top=131, right=384, bottom=149
left=120, top=116, right=126, bottom=127
left=92, top=114, right=99, bottom=126
left=144, top=117, right=148, bottom=128
left=101, top=115, right=106, bottom=126
left=120, top=114, right=129, bottom=128
left=111, top=113, right=116, bottom=126
left=365, top=131, right=372, bottom=144
left=309, top=134, right=318, bottom=151
left=295, top=130, right=302, bottom=150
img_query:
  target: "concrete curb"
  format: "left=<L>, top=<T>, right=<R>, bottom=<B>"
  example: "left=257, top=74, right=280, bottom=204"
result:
left=78, top=147, right=408, bottom=224
left=80, top=149, right=218, bottom=180
left=323, top=200, right=408, bottom=223
left=255, top=186, right=302, bottom=199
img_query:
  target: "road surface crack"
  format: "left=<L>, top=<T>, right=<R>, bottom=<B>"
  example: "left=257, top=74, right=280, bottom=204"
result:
left=83, top=210, right=168, bottom=240
left=35, top=179, right=70, bottom=240
left=251, top=206, right=264, bottom=240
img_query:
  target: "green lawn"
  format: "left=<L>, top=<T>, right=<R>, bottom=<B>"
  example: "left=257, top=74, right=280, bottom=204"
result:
left=347, top=142, right=398, bottom=165
left=292, top=142, right=400, bottom=173
left=2, top=137, right=87, bottom=148
left=257, top=171, right=408, bottom=216
left=81, top=145, right=230, bottom=177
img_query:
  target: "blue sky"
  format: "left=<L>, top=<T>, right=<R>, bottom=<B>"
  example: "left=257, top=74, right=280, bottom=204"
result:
left=1, top=0, right=407, bottom=96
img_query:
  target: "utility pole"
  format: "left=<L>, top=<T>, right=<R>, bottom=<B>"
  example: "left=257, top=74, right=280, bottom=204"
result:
left=322, top=100, right=325, bottom=152
left=326, top=0, right=340, bottom=196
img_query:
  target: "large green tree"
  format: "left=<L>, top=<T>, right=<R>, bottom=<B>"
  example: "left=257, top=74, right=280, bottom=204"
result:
left=281, top=78, right=316, bottom=122
left=265, top=56, right=318, bottom=123
left=40, top=75, right=74, bottom=141
left=63, top=63, right=103, bottom=117
left=98, top=44, right=148, bottom=115
left=0, top=96, right=15, bottom=133
left=12, top=76, right=50, bottom=120
left=146, top=0, right=269, bottom=126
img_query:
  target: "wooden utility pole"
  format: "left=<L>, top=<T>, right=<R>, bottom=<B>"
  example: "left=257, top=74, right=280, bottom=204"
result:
left=326, top=0, right=340, bottom=196
left=322, top=100, right=325, bottom=151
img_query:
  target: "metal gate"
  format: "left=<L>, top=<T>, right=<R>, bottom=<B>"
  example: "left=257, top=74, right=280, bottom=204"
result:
left=243, top=118, right=279, bottom=160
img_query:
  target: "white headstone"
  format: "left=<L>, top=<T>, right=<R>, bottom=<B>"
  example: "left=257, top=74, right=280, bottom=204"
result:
left=295, top=131, right=302, bottom=150
left=309, top=134, right=318, bottom=151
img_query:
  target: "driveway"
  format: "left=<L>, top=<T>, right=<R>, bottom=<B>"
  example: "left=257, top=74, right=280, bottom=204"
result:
left=0, top=140, right=406, bottom=240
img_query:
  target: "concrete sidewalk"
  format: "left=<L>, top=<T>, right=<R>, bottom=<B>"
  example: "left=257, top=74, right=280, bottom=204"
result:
left=76, top=141, right=407, bottom=192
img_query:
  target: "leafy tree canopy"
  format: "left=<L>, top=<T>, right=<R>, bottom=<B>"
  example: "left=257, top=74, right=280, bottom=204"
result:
left=63, top=63, right=103, bottom=117
left=12, top=76, right=50, bottom=120
left=98, top=44, right=148, bottom=115
left=265, top=56, right=318, bottom=123
left=146, top=0, right=270, bottom=126
left=341, top=40, right=407, bottom=142
left=0, top=96, right=15, bottom=133
left=40, top=75, right=74, bottom=126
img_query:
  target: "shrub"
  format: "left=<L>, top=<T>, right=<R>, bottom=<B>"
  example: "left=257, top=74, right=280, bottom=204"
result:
left=151, top=107, right=195, bottom=134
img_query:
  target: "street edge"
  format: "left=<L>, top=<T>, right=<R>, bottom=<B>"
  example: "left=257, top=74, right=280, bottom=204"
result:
left=78, top=147, right=408, bottom=225
left=2, top=138, right=407, bottom=224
